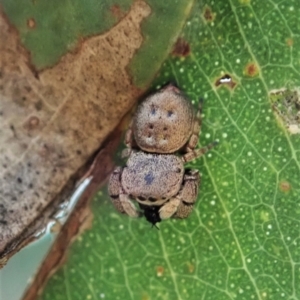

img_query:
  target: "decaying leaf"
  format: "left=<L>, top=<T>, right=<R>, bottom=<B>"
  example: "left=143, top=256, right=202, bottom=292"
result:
left=23, top=124, right=124, bottom=300
left=270, top=88, right=300, bottom=134
left=0, top=0, right=151, bottom=267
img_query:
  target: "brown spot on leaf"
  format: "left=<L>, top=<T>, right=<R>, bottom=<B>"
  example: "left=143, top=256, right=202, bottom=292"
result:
left=141, top=293, right=150, bottom=300
left=110, top=5, right=126, bottom=20
left=156, top=266, right=164, bottom=277
left=187, top=262, right=195, bottom=273
left=244, top=62, right=259, bottom=77
left=215, top=73, right=237, bottom=89
left=286, top=38, right=293, bottom=47
left=172, top=37, right=190, bottom=57
left=27, top=18, right=36, bottom=29
left=279, top=181, right=291, bottom=192
left=203, top=6, right=216, bottom=22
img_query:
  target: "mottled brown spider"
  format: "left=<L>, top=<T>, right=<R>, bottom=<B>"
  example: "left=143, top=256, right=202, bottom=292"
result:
left=108, top=84, right=216, bottom=225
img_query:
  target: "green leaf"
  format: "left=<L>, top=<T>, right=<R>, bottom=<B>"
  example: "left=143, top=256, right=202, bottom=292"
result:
left=0, top=0, right=193, bottom=263
left=1, top=0, right=133, bottom=68
left=42, top=0, right=300, bottom=299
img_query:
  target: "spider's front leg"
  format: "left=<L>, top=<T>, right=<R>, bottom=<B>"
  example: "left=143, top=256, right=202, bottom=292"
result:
left=108, top=167, right=140, bottom=218
left=182, top=98, right=218, bottom=163
left=184, top=98, right=203, bottom=154
left=173, top=169, right=200, bottom=218
left=121, top=120, right=134, bottom=159
left=158, top=170, right=200, bottom=220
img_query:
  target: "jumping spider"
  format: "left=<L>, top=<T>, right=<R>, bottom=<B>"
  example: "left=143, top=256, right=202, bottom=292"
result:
left=108, top=84, right=216, bottom=225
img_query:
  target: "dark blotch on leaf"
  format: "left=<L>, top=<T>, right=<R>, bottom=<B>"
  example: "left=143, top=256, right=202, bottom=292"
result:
left=172, top=37, right=190, bottom=57
left=203, top=5, right=216, bottom=22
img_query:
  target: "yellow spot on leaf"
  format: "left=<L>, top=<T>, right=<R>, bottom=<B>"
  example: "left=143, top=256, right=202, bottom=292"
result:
left=244, top=62, right=259, bottom=77
left=279, top=181, right=291, bottom=192
left=156, top=266, right=164, bottom=277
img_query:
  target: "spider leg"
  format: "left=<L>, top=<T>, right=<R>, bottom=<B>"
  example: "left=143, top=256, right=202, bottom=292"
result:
left=108, top=167, right=140, bottom=217
left=182, top=140, right=218, bottom=163
left=183, top=98, right=203, bottom=153
left=158, top=170, right=200, bottom=220
left=173, top=170, right=200, bottom=218
left=121, top=120, right=134, bottom=158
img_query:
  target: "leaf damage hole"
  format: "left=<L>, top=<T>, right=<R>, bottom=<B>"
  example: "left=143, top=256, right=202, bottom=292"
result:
left=215, top=73, right=237, bottom=89
left=203, top=5, right=216, bottom=22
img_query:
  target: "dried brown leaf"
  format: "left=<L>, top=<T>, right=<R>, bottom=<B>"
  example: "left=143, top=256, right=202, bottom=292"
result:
left=0, top=0, right=151, bottom=267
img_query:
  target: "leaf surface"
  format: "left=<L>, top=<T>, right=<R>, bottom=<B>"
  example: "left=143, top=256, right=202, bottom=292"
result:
left=0, top=0, right=192, bottom=265
left=41, top=0, right=300, bottom=299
